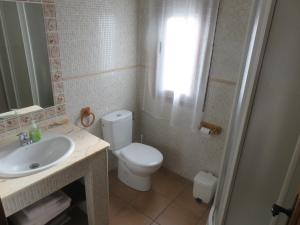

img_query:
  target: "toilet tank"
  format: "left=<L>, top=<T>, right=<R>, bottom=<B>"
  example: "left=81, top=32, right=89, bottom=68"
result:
left=101, top=110, right=132, bottom=150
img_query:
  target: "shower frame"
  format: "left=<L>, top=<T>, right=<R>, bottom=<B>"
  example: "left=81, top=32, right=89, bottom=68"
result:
left=210, top=0, right=277, bottom=224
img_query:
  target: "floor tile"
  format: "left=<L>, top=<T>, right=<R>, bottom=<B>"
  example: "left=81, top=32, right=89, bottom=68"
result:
left=110, top=176, right=141, bottom=203
left=156, top=202, right=199, bottom=225
left=110, top=194, right=128, bottom=217
left=108, top=168, right=209, bottom=225
left=174, top=184, right=209, bottom=217
left=197, top=211, right=209, bottom=225
left=132, top=190, right=171, bottom=219
left=152, top=168, right=188, bottom=200
left=110, top=206, right=153, bottom=225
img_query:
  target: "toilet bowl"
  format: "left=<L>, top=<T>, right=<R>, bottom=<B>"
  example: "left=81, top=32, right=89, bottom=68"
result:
left=101, top=110, right=163, bottom=191
left=115, top=143, right=163, bottom=191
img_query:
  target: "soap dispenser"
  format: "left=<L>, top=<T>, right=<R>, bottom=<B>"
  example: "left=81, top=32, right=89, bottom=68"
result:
left=29, top=120, right=42, bottom=143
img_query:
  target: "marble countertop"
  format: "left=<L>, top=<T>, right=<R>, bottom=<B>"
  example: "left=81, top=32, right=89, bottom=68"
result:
left=0, top=123, right=110, bottom=200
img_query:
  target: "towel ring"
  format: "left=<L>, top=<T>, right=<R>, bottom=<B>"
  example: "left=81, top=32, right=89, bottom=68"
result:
left=80, top=107, right=96, bottom=128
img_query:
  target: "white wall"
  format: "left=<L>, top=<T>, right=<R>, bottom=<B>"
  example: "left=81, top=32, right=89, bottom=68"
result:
left=56, top=0, right=139, bottom=136
left=56, top=0, right=140, bottom=169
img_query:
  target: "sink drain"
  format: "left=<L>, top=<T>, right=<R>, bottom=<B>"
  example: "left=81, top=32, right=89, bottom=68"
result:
left=29, top=163, right=40, bottom=169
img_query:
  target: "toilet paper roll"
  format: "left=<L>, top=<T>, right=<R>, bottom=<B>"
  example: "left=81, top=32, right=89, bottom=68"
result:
left=200, top=127, right=212, bottom=135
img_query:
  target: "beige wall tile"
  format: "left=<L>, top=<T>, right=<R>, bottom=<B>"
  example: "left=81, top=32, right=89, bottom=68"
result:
left=210, top=0, right=253, bottom=82
left=56, top=0, right=138, bottom=79
left=55, top=0, right=141, bottom=148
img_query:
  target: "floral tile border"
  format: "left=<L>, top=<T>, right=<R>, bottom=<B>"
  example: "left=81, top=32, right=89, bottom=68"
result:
left=42, top=1, right=65, bottom=105
left=0, top=0, right=67, bottom=138
left=19, top=114, right=33, bottom=127
left=0, top=121, right=5, bottom=134
left=0, top=0, right=55, bottom=3
left=0, top=104, right=66, bottom=136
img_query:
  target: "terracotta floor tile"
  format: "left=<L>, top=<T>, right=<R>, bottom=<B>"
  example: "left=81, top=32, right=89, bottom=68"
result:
left=156, top=202, right=199, bottom=225
left=110, top=176, right=141, bottom=203
left=110, top=206, right=153, bottom=225
left=108, top=168, right=209, bottom=225
left=110, top=194, right=127, bottom=218
left=174, top=184, right=209, bottom=217
left=132, top=190, right=171, bottom=219
left=197, top=213, right=209, bottom=225
left=152, top=168, right=188, bottom=200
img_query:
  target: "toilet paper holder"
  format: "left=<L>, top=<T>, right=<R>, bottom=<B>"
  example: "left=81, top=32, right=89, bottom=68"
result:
left=199, top=121, right=222, bottom=136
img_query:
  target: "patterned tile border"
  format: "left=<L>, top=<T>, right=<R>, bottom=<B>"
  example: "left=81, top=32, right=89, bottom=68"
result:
left=0, top=104, right=66, bottom=135
left=0, top=0, right=54, bottom=3
left=0, top=121, right=5, bottom=134
left=0, top=0, right=66, bottom=138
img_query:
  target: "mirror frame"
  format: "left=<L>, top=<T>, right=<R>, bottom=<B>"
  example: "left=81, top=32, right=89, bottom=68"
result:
left=0, top=0, right=65, bottom=135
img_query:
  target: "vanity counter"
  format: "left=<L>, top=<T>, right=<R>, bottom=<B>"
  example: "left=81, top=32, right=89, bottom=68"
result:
left=0, top=123, right=110, bottom=225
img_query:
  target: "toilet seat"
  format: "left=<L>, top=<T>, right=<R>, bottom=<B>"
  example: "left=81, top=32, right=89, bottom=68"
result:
left=120, top=143, right=163, bottom=168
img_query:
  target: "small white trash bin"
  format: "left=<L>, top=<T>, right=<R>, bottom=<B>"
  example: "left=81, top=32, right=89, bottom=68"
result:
left=193, top=171, right=217, bottom=203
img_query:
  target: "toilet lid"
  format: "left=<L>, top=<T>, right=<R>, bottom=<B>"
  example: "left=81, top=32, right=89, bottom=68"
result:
left=120, top=143, right=163, bottom=167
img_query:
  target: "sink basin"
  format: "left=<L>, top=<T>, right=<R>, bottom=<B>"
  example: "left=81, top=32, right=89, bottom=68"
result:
left=0, top=135, right=75, bottom=178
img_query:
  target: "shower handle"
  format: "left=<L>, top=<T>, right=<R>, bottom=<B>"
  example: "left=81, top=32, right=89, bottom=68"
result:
left=271, top=203, right=293, bottom=217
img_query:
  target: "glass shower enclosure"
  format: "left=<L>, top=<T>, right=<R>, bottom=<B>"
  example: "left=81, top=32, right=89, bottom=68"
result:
left=210, top=0, right=300, bottom=225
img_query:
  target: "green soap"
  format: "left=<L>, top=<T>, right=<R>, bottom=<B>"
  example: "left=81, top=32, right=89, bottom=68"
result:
left=30, top=128, right=42, bottom=143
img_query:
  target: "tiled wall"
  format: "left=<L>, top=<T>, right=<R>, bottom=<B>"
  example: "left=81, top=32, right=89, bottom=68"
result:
left=56, top=0, right=138, bottom=78
left=0, top=0, right=139, bottom=172
left=138, top=0, right=254, bottom=180
left=0, top=0, right=254, bottom=180
left=55, top=0, right=140, bottom=169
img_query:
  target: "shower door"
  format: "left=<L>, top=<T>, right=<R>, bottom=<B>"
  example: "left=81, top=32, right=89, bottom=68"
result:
left=213, top=0, right=300, bottom=224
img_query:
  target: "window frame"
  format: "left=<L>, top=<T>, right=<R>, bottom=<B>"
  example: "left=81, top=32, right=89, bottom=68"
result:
left=154, top=16, right=203, bottom=107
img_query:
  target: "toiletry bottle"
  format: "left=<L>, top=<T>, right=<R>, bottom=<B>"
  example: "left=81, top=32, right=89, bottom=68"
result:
left=29, top=120, right=42, bottom=143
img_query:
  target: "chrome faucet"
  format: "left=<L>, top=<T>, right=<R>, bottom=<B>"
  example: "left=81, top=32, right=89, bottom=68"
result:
left=17, top=132, right=33, bottom=146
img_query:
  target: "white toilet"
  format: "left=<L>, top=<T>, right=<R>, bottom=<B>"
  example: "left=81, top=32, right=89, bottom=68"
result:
left=101, top=110, right=163, bottom=191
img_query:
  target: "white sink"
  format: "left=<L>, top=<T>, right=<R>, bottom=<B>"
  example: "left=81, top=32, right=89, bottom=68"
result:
left=0, top=135, right=75, bottom=178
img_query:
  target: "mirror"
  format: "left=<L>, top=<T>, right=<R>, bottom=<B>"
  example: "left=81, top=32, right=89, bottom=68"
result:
left=0, top=1, right=53, bottom=118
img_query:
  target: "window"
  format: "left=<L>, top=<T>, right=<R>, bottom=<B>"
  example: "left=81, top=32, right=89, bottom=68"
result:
left=142, top=0, right=219, bottom=129
left=159, top=16, right=200, bottom=97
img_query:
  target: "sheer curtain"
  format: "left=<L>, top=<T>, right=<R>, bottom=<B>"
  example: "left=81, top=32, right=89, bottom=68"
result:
left=141, top=0, right=219, bottom=130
